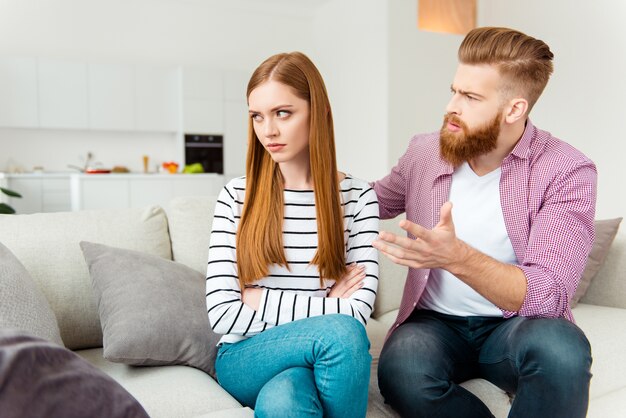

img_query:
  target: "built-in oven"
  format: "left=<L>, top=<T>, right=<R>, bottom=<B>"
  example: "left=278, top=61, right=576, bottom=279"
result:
left=184, top=134, right=223, bottom=174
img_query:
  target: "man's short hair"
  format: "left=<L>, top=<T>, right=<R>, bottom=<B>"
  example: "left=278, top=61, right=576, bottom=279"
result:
left=458, top=27, right=554, bottom=112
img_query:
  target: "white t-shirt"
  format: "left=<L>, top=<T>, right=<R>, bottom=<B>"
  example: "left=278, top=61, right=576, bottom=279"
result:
left=417, top=162, right=518, bottom=317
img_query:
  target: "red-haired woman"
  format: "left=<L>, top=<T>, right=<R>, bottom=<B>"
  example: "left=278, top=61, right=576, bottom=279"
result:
left=205, top=52, right=379, bottom=417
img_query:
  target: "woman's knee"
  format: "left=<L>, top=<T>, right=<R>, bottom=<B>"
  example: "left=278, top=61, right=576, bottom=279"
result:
left=255, top=368, right=322, bottom=418
left=317, top=314, right=370, bottom=357
left=325, top=314, right=368, bottom=342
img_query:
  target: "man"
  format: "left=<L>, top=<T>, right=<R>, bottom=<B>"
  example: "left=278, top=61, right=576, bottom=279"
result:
left=372, top=27, right=596, bottom=418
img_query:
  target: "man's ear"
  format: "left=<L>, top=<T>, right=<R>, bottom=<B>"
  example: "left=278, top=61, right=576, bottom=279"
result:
left=504, top=98, right=528, bottom=123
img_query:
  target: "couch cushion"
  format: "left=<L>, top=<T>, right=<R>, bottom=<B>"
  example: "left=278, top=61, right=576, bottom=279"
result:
left=0, top=242, right=63, bottom=346
left=76, top=348, right=244, bottom=418
left=166, top=196, right=217, bottom=275
left=572, top=218, right=622, bottom=307
left=0, top=206, right=171, bottom=350
left=580, top=227, right=626, bottom=309
left=573, top=303, right=626, bottom=399
left=586, top=387, right=626, bottom=418
left=80, top=241, right=220, bottom=378
left=375, top=217, right=409, bottom=318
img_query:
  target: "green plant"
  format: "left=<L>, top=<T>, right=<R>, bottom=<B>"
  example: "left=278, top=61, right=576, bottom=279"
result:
left=0, top=187, right=22, bottom=214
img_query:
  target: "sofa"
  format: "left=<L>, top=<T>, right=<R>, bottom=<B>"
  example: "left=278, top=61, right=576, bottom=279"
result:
left=0, top=195, right=623, bottom=418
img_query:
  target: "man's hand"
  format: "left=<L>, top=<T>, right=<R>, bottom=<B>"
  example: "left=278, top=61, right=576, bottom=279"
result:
left=328, top=264, right=365, bottom=298
left=373, top=202, right=469, bottom=273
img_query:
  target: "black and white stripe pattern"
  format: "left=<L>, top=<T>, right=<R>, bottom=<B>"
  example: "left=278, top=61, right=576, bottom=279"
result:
left=206, top=176, right=379, bottom=345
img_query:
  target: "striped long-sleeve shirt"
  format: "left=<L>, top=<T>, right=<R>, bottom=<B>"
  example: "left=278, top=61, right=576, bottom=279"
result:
left=206, top=176, right=380, bottom=345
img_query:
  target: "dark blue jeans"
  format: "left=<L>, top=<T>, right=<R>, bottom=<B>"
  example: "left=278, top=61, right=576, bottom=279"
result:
left=377, top=310, right=592, bottom=418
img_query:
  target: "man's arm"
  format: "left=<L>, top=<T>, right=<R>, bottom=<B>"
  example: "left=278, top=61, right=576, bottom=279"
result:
left=374, top=161, right=597, bottom=317
left=371, top=146, right=409, bottom=220
left=373, top=202, right=526, bottom=311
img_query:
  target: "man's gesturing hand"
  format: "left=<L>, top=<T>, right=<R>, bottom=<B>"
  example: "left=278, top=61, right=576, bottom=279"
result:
left=372, top=202, right=469, bottom=272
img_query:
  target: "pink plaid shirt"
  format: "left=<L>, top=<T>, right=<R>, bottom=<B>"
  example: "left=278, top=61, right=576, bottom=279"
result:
left=373, top=120, right=597, bottom=335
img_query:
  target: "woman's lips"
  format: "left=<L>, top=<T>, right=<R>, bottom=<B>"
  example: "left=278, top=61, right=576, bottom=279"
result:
left=267, top=143, right=286, bottom=152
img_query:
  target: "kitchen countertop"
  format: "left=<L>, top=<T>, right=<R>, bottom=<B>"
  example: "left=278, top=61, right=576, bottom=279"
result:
left=1, top=172, right=224, bottom=179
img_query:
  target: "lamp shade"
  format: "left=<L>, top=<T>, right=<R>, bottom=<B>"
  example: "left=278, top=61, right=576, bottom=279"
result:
left=418, top=0, right=476, bottom=35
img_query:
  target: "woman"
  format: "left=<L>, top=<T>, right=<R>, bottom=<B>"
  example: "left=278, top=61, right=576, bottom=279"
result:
left=206, top=51, right=379, bottom=418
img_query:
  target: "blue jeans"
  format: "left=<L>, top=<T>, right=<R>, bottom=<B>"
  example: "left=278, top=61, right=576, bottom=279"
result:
left=378, top=310, right=592, bottom=418
left=215, top=314, right=371, bottom=418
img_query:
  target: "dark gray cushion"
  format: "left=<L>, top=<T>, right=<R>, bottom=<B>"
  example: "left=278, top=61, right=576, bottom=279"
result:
left=0, top=242, right=63, bottom=346
left=80, top=241, right=220, bottom=378
left=0, top=329, right=149, bottom=418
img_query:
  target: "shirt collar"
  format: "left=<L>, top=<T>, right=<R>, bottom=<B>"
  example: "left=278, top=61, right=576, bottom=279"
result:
left=508, top=118, right=536, bottom=160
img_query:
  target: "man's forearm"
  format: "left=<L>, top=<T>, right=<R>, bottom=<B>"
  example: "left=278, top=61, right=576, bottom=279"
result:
left=447, top=240, right=527, bottom=312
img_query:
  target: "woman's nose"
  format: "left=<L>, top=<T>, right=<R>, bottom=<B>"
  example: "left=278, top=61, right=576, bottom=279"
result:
left=264, top=119, right=278, bottom=137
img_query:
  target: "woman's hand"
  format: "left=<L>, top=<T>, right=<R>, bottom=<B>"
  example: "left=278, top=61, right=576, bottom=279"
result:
left=242, top=287, right=263, bottom=310
left=328, top=264, right=366, bottom=299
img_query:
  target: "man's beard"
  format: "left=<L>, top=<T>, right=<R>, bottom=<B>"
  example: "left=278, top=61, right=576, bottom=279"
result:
left=439, top=112, right=502, bottom=167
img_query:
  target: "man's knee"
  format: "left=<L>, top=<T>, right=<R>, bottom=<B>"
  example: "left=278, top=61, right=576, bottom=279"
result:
left=378, top=324, right=450, bottom=413
left=515, top=318, right=592, bottom=382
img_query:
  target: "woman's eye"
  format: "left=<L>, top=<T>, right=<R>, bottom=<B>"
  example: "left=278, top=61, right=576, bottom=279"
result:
left=251, top=114, right=262, bottom=122
left=276, top=110, right=291, bottom=118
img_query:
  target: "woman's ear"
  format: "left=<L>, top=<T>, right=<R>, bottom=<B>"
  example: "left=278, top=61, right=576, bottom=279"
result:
left=504, top=98, right=528, bottom=123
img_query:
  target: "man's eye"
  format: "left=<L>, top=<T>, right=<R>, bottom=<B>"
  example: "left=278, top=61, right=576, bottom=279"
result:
left=466, top=95, right=477, bottom=101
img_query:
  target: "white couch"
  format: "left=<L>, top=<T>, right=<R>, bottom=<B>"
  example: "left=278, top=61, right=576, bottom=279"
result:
left=0, top=195, right=623, bottom=418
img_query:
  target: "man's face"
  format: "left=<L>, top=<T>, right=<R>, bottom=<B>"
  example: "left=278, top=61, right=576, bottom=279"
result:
left=440, top=63, right=506, bottom=166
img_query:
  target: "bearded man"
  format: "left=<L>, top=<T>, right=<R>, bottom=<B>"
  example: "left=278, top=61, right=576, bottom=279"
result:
left=372, top=27, right=596, bottom=418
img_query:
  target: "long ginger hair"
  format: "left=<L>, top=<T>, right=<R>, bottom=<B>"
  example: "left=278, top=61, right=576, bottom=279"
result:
left=236, top=52, right=346, bottom=287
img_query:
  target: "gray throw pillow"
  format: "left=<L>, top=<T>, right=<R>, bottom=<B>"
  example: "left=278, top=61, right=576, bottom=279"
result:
left=0, top=242, right=63, bottom=346
left=0, top=329, right=149, bottom=418
left=571, top=217, right=623, bottom=307
left=79, top=241, right=220, bottom=378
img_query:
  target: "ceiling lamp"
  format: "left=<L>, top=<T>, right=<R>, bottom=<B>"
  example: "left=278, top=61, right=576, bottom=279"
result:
left=418, top=0, right=476, bottom=35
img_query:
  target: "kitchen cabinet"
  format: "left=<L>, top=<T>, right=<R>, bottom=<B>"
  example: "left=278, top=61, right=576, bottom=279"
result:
left=88, top=63, right=135, bottom=131
left=182, top=68, right=223, bottom=134
left=1, top=174, right=71, bottom=214
left=223, top=71, right=249, bottom=101
left=223, top=100, right=248, bottom=176
left=70, top=173, right=227, bottom=211
left=221, top=70, right=249, bottom=176
left=135, top=66, right=181, bottom=132
left=183, top=98, right=223, bottom=134
left=0, top=57, right=39, bottom=128
left=38, top=58, right=89, bottom=129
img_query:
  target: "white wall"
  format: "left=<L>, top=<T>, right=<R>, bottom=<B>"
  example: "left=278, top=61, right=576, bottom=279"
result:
left=387, top=0, right=462, bottom=170
left=0, top=0, right=317, bottom=174
left=2, top=0, right=623, bottom=219
left=387, top=0, right=625, bottom=219
left=479, top=0, right=626, bottom=219
left=0, top=0, right=389, bottom=180
left=311, top=0, right=389, bottom=181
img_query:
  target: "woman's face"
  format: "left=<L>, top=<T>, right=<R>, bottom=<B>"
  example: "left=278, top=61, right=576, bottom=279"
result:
left=248, top=80, right=311, bottom=168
